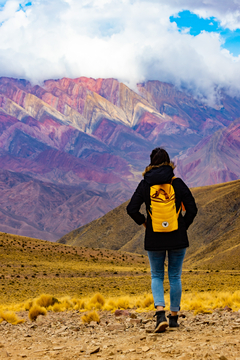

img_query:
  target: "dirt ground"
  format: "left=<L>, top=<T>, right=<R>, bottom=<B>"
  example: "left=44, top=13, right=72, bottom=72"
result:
left=0, top=308, right=240, bottom=360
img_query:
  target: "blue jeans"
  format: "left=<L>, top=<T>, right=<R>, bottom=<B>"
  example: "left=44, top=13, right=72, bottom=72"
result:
left=148, top=248, right=186, bottom=312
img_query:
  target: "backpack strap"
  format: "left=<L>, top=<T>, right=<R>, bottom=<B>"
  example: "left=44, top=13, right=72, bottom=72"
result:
left=171, top=176, right=186, bottom=212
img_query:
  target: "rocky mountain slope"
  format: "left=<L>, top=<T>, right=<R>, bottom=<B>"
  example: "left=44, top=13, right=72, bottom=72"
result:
left=59, top=179, right=240, bottom=270
left=175, top=117, right=240, bottom=187
left=0, top=76, right=240, bottom=240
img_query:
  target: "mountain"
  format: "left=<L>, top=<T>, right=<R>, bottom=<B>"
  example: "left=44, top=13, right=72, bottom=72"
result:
left=0, top=76, right=240, bottom=240
left=58, top=180, right=240, bottom=270
left=0, top=169, right=134, bottom=241
left=175, top=118, right=240, bottom=187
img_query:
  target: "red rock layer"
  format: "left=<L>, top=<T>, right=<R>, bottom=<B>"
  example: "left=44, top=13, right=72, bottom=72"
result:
left=0, top=76, right=240, bottom=240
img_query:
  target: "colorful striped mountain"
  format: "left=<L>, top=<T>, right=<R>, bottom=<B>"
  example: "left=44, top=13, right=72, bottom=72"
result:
left=0, top=76, right=239, bottom=240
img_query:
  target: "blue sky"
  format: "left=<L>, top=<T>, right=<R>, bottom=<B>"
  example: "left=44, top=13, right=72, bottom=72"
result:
left=0, top=0, right=8, bottom=7
left=0, top=0, right=240, bottom=105
left=170, top=10, right=240, bottom=56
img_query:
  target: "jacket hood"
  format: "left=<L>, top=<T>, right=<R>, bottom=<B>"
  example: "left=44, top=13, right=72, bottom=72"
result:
left=144, top=164, right=174, bottom=185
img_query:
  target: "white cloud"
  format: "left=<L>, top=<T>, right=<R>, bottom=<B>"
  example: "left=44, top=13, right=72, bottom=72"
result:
left=0, top=1, right=19, bottom=23
left=156, top=0, right=240, bottom=30
left=0, top=0, right=240, bottom=105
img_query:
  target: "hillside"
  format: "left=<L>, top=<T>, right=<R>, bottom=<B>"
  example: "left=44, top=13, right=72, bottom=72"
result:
left=0, top=231, right=149, bottom=305
left=58, top=180, right=240, bottom=270
left=0, top=76, right=240, bottom=241
left=184, top=180, right=240, bottom=270
left=58, top=200, right=145, bottom=251
left=1, top=231, right=240, bottom=307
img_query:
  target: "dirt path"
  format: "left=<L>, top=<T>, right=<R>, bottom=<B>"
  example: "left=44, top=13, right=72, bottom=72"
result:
left=0, top=309, right=240, bottom=359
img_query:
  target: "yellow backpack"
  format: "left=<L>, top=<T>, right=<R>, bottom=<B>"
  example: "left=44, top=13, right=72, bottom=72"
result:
left=148, top=178, right=182, bottom=232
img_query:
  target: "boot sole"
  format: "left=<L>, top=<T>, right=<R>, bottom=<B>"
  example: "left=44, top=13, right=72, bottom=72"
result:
left=154, top=321, right=168, bottom=333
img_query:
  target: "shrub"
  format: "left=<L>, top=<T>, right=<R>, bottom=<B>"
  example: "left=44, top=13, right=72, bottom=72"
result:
left=59, top=297, right=74, bottom=309
left=24, top=299, right=33, bottom=311
left=116, top=296, right=130, bottom=309
left=51, top=303, right=65, bottom=312
left=35, top=294, right=59, bottom=308
left=89, top=293, right=105, bottom=308
left=142, top=294, right=154, bottom=308
left=29, top=305, right=47, bottom=321
left=72, top=298, right=85, bottom=310
left=81, top=310, right=100, bottom=324
left=0, top=311, right=25, bottom=325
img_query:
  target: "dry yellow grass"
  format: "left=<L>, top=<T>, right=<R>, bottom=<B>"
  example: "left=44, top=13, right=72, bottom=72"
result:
left=35, top=294, right=59, bottom=308
left=87, top=293, right=105, bottom=309
left=1, top=231, right=240, bottom=308
left=28, top=304, right=47, bottom=321
left=1, top=290, right=240, bottom=322
left=0, top=311, right=25, bottom=325
left=0, top=289, right=239, bottom=324
left=1, top=232, right=240, bottom=319
left=81, top=310, right=100, bottom=323
left=182, top=290, right=240, bottom=314
left=0, top=232, right=150, bottom=305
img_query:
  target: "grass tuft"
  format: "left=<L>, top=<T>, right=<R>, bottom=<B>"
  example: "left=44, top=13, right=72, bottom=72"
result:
left=81, top=310, right=100, bottom=324
left=29, top=305, right=47, bottom=321
left=140, top=294, right=154, bottom=308
left=50, top=302, right=65, bottom=312
left=0, top=311, right=25, bottom=325
left=35, top=294, right=59, bottom=308
left=24, top=299, right=33, bottom=311
left=116, top=296, right=130, bottom=309
left=0, top=290, right=240, bottom=322
left=87, top=292, right=105, bottom=309
left=72, top=298, right=86, bottom=310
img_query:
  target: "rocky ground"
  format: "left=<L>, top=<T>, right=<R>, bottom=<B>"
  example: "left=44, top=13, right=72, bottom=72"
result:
left=0, top=308, right=240, bottom=360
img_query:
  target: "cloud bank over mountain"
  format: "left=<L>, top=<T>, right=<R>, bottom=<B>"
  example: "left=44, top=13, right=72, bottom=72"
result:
left=0, top=0, right=240, bottom=105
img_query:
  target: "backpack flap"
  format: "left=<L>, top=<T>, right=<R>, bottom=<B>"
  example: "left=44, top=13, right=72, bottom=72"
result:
left=148, top=183, right=181, bottom=232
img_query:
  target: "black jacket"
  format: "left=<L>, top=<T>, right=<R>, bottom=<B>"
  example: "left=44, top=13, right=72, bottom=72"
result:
left=126, top=165, right=198, bottom=251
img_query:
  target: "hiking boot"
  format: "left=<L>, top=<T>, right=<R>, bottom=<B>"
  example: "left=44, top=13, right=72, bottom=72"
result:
left=154, top=310, right=168, bottom=333
left=167, top=314, right=179, bottom=328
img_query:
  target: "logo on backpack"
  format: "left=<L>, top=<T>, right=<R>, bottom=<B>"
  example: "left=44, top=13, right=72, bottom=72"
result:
left=148, top=178, right=181, bottom=232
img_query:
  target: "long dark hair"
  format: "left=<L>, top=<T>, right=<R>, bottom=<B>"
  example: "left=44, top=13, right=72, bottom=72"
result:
left=143, top=147, right=175, bottom=176
left=150, top=147, right=170, bottom=166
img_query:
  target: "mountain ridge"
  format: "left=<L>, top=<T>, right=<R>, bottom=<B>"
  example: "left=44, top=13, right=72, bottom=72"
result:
left=0, top=76, right=240, bottom=240
left=175, top=117, right=240, bottom=187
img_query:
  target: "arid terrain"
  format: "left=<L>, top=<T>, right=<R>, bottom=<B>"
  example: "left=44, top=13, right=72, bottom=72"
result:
left=1, top=177, right=240, bottom=359
left=59, top=179, right=240, bottom=271
left=0, top=231, right=240, bottom=359
left=1, top=308, right=240, bottom=359
left=1, top=232, right=240, bottom=305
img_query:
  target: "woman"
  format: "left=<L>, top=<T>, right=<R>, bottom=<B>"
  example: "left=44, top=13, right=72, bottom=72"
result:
left=127, top=148, right=197, bottom=332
